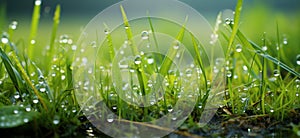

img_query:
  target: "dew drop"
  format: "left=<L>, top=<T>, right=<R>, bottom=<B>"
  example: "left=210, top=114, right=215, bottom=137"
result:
left=13, top=110, right=19, bottom=114
left=235, top=44, right=242, bottom=53
left=53, top=115, right=60, bottom=125
left=132, top=85, right=139, bottom=91
left=61, top=75, right=66, bottom=80
left=107, top=114, right=114, bottom=123
left=225, top=18, right=232, bottom=25
left=141, top=31, right=149, bottom=40
left=283, top=37, right=288, bottom=45
left=185, top=69, right=192, bottom=77
left=147, top=56, right=154, bottom=64
left=35, top=0, right=42, bottom=6
left=270, top=109, right=274, bottom=113
left=59, top=35, right=69, bottom=44
left=134, top=56, right=142, bottom=65
left=39, top=88, right=46, bottom=92
left=273, top=70, right=280, bottom=77
left=14, top=93, right=20, bottom=99
left=262, top=46, right=268, bottom=52
left=167, top=105, right=173, bottom=112
left=30, top=39, right=36, bottom=45
left=104, top=29, right=110, bottom=35
left=296, top=54, right=300, bottom=65
left=23, top=118, right=29, bottom=123
left=9, top=21, right=18, bottom=30
left=173, top=40, right=180, bottom=50
left=33, top=99, right=39, bottom=104
left=1, top=36, right=9, bottom=44
left=25, top=106, right=31, bottom=112
left=226, top=71, right=232, bottom=78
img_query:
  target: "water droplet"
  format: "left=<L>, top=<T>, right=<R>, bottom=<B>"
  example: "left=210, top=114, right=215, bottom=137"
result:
left=296, top=54, right=300, bottom=65
left=59, top=35, right=69, bottom=44
left=173, top=40, right=180, bottom=50
left=134, top=56, right=142, bottom=65
left=13, top=110, right=19, bottom=114
left=33, top=99, right=39, bottom=104
left=23, top=118, right=29, bottom=123
left=235, top=44, right=242, bottom=52
left=9, top=21, right=18, bottom=30
left=283, top=37, right=288, bottom=45
left=53, top=115, right=60, bottom=125
left=296, top=93, right=299, bottom=97
left=141, top=31, right=149, bottom=40
left=262, top=46, right=268, bottom=52
left=39, top=88, right=46, bottom=92
left=198, top=103, right=203, bottom=109
left=147, top=56, right=154, bottom=64
left=35, top=0, right=42, bottom=6
left=226, top=71, right=232, bottom=78
left=167, top=105, right=173, bottom=112
left=30, top=39, right=36, bottom=45
left=273, top=70, right=280, bottom=77
left=147, top=80, right=153, bottom=88
left=14, top=93, right=20, bottom=99
left=107, top=114, right=114, bottom=122
left=225, top=18, right=232, bottom=25
left=210, top=34, right=219, bottom=44
left=25, top=106, right=31, bottom=112
left=71, top=45, right=77, bottom=51
left=1, top=35, right=9, bottom=44
left=132, top=85, right=139, bottom=91
left=270, top=109, right=274, bottom=113
left=61, top=75, right=66, bottom=80
left=104, top=29, right=110, bottom=35
left=185, top=69, right=192, bottom=77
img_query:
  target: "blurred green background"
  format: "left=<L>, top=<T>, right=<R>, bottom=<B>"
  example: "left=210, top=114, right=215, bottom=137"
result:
left=1, top=0, right=300, bottom=66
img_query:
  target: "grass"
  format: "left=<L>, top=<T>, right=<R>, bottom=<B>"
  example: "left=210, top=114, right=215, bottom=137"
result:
left=0, top=0, right=300, bottom=137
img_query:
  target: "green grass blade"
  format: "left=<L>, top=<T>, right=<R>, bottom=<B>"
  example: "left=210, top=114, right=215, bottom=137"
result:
left=28, top=0, right=42, bottom=59
left=103, top=23, right=115, bottom=62
left=159, top=17, right=187, bottom=76
left=48, top=4, right=61, bottom=73
left=225, top=0, right=243, bottom=59
left=190, top=33, right=207, bottom=90
left=120, top=5, right=139, bottom=55
left=0, top=48, right=22, bottom=94
left=9, top=52, right=48, bottom=111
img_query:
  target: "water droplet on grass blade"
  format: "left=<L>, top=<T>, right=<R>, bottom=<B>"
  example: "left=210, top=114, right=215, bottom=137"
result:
left=262, top=46, right=268, bottom=52
left=173, top=40, right=180, bottom=50
left=35, top=0, right=42, bottom=6
left=296, top=54, right=300, bottom=65
left=273, top=70, right=280, bottom=77
left=13, top=110, right=19, bottom=114
left=185, top=69, right=192, bottom=77
left=235, top=44, right=242, bottom=52
left=226, top=71, right=232, bottom=78
left=1, top=35, right=9, bottom=44
left=23, top=118, right=29, bottom=123
left=53, top=115, right=60, bottom=125
left=33, top=99, right=39, bottom=104
left=134, top=56, right=142, bottom=65
left=9, top=21, right=18, bottom=30
left=107, top=114, right=114, bottom=123
left=141, top=31, right=149, bottom=40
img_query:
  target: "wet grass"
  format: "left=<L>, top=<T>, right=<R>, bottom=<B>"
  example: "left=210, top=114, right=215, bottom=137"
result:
left=0, top=0, right=300, bottom=137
